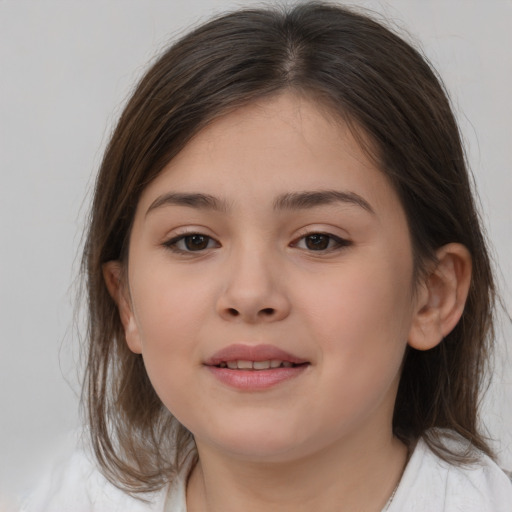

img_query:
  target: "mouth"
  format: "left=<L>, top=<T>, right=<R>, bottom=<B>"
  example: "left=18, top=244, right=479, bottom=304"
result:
left=204, top=344, right=310, bottom=390
left=204, top=343, right=309, bottom=368
left=214, top=360, right=307, bottom=370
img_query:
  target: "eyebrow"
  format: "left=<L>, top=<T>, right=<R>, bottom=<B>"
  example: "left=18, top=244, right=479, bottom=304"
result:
left=146, top=189, right=374, bottom=216
left=146, top=192, right=229, bottom=216
left=273, top=190, right=375, bottom=214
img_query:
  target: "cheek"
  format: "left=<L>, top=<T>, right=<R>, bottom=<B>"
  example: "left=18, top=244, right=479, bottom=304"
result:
left=299, top=257, right=413, bottom=343
left=299, top=278, right=410, bottom=432
left=129, top=287, right=208, bottom=426
left=297, top=255, right=414, bottom=393
left=128, top=266, right=213, bottom=394
left=132, top=263, right=211, bottom=339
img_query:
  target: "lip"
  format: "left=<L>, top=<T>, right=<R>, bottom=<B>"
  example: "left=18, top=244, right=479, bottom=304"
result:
left=204, top=344, right=310, bottom=391
left=204, top=344, right=308, bottom=366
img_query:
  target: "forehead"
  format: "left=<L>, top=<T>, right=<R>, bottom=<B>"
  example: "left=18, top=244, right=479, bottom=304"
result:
left=136, top=92, right=400, bottom=220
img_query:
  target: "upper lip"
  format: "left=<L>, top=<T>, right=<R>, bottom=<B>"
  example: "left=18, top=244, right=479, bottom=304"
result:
left=204, top=344, right=309, bottom=366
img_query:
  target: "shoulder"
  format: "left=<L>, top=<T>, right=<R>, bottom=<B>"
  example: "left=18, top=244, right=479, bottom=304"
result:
left=390, top=433, right=512, bottom=512
left=441, top=448, right=512, bottom=511
left=20, top=448, right=169, bottom=512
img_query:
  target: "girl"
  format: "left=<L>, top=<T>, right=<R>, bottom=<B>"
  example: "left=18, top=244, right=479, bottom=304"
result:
left=23, top=2, right=512, bottom=511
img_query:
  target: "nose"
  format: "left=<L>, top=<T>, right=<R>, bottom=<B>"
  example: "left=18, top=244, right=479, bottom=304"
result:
left=216, top=247, right=291, bottom=323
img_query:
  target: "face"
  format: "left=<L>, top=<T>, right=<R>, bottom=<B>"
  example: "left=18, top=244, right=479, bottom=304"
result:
left=117, top=93, right=421, bottom=462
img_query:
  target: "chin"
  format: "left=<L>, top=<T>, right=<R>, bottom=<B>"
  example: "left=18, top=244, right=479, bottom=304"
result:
left=192, top=418, right=321, bottom=462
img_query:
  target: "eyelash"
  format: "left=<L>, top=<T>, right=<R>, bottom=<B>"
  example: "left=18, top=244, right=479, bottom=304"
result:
left=163, top=232, right=351, bottom=254
left=291, top=232, right=352, bottom=252
left=163, top=233, right=220, bottom=254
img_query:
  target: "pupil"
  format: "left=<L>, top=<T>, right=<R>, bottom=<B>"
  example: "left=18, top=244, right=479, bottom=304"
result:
left=306, top=234, right=329, bottom=250
left=185, top=235, right=209, bottom=250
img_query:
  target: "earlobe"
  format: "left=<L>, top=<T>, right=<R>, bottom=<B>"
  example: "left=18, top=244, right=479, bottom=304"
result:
left=102, top=261, right=143, bottom=354
left=408, top=243, right=472, bottom=351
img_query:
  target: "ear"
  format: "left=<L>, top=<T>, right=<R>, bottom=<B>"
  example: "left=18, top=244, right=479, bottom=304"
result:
left=102, top=261, right=143, bottom=354
left=408, top=243, right=472, bottom=351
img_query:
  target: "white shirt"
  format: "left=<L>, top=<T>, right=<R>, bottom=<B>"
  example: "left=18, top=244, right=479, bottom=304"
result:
left=21, top=436, right=512, bottom=511
left=388, top=438, right=512, bottom=511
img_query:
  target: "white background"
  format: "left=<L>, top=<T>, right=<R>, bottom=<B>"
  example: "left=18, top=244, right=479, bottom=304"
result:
left=1, top=0, right=511, bottom=506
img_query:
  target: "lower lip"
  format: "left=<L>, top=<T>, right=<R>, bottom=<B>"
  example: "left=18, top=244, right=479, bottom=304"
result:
left=205, top=365, right=309, bottom=390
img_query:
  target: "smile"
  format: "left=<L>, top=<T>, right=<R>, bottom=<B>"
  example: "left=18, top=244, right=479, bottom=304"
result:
left=204, top=343, right=308, bottom=366
left=204, top=344, right=310, bottom=390
left=217, top=360, right=303, bottom=370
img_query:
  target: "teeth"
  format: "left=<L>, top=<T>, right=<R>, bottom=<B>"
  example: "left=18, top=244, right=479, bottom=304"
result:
left=253, top=360, right=270, bottom=370
left=219, top=360, right=297, bottom=370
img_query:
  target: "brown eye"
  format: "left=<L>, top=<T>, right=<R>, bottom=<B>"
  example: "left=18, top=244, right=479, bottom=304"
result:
left=304, top=234, right=331, bottom=250
left=183, top=235, right=211, bottom=251
left=293, top=232, right=351, bottom=252
left=164, top=233, right=219, bottom=253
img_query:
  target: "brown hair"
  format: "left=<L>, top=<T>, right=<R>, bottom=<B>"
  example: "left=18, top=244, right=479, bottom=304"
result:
left=82, top=1, right=496, bottom=495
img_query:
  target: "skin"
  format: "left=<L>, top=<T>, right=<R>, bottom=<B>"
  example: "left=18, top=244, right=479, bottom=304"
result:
left=105, top=92, right=471, bottom=511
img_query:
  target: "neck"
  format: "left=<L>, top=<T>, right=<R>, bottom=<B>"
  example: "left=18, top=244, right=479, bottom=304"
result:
left=186, top=428, right=408, bottom=512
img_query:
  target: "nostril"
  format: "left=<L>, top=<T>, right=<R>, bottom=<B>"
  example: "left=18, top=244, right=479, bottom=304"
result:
left=227, top=308, right=239, bottom=317
left=260, top=307, right=275, bottom=316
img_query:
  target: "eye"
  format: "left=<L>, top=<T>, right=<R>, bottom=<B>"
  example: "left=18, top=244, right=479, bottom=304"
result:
left=293, top=233, right=350, bottom=252
left=164, top=233, right=219, bottom=253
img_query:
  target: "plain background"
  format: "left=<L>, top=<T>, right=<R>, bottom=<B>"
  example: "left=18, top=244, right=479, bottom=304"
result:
left=1, top=0, right=511, bottom=505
